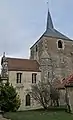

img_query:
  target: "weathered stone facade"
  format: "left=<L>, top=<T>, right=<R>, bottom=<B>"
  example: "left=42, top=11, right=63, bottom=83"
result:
left=1, top=56, right=41, bottom=111
left=66, top=87, right=73, bottom=112
left=8, top=71, right=41, bottom=111
left=30, top=10, right=73, bottom=84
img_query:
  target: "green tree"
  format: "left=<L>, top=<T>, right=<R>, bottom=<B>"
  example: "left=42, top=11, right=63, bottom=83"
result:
left=0, top=81, right=21, bottom=112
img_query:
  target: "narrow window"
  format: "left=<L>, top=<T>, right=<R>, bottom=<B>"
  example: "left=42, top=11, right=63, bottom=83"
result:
left=31, top=50, right=33, bottom=56
left=32, top=73, right=37, bottom=83
left=36, top=45, right=38, bottom=52
left=16, top=73, right=22, bottom=83
left=26, top=94, right=30, bottom=106
left=58, top=40, right=62, bottom=48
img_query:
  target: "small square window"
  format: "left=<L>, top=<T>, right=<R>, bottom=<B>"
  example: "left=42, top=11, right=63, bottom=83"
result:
left=58, top=40, right=62, bottom=48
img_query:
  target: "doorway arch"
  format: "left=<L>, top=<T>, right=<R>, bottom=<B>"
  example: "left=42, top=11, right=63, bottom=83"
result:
left=26, top=94, right=30, bottom=106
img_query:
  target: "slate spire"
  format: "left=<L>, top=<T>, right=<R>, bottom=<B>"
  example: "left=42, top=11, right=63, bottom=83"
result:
left=46, top=8, right=54, bottom=30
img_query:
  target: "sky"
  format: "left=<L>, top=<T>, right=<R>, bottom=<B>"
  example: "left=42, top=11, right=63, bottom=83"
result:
left=0, top=0, right=73, bottom=60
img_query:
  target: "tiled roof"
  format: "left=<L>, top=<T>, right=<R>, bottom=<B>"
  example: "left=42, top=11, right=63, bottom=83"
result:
left=6, top=57, right=41, bottom=72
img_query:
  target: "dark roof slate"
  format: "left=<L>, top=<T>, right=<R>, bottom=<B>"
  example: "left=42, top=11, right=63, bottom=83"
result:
left=30, top=9, right=72, bottom=49
left=44, top=28, right=69, bottom=40
left=44, top=9, right=70, bottom=40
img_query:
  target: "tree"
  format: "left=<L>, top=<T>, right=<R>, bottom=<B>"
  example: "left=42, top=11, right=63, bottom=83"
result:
left=0, top=81, right=21, bottom=112
left=31, top=81, right=51, bottom=109
left=31, top=80, right=60, bottom=109
left=50, top=85, right=60, bottom=106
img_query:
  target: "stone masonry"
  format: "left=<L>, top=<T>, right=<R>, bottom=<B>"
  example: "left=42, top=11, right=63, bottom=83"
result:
left=30, top=10, right=73, bottom=84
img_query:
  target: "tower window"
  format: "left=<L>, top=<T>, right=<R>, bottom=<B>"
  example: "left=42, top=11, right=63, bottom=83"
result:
left=36, top=45, right=38, bottom=52
left=58, top=40, right=62, bottom=48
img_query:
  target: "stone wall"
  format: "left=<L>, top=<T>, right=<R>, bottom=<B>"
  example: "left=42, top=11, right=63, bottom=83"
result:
left=8, top=71, right=41, bottom=110
left=59, top=89, right=66, bottom=105
left=66, top=87, right=73, bottom=112
left=30, top=36, right=73, bottom=83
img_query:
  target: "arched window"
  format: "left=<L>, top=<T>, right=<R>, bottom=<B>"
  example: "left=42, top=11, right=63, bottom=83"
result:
left=26, top=94, right=30, bottom=106
left=58, top=40, right=62, bottom=48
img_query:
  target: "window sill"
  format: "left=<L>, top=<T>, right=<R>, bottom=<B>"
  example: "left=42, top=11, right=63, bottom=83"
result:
left=32, top=83, right=36, bottom=85
left=16, top=83, right=24, bottom=88
left=57, top=48, right=64, bottom=50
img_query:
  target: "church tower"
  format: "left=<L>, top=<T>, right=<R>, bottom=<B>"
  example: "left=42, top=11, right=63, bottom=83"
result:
left=30, top=9, right=73, bottom=83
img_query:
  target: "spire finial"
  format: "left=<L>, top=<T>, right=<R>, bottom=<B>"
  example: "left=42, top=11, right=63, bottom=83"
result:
left=3, top=52, right=5, bottom=57
left=46, top=1, right=54, bottom=30
left=47, top=0, right=49, bottom=9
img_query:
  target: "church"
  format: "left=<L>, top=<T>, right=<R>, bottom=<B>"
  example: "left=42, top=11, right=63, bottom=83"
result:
left=1, top=9, right=73, bottom=111
left=30, top=9, right=73, bottom=84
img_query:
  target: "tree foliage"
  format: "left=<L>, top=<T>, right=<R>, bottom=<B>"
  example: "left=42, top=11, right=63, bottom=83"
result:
left=31, top=81, right=60, bottom=109
left=0, top=81, right=21, bottom=112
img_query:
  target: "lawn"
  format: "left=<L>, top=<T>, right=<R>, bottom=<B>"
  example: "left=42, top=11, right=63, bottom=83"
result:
left=4, top=110, right=73, bottom=120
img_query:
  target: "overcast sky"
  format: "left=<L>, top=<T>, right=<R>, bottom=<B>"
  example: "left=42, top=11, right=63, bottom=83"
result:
left=0, top=0, right=73, bottom=59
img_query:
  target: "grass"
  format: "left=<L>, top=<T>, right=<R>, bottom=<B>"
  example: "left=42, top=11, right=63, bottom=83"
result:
left=4, top=110, right=73, bottom=120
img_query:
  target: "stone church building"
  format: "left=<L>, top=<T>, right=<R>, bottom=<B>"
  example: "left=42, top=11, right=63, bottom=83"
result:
left=1, top=9, right=73, bottom=110
left=30, top=9, right=73, bottom=84
left=1, top=54, right=41, bottom=110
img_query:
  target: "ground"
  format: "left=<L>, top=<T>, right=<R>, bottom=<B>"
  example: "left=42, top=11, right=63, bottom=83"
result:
left=4, top=110, right=73, bottom=120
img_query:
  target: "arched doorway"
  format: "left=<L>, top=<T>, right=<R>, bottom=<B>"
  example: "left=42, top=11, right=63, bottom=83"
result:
left=26, top=94, right=30, bottom=106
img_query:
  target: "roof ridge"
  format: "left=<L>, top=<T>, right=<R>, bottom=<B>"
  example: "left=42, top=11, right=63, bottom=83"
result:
left=6, top=57, right=37, bottom=61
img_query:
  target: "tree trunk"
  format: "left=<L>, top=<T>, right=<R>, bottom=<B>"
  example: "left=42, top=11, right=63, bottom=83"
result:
left=41, top=102, right=47, bottom=109
left=50, top=99, right=53, bottom=106
left=56, top=99, right=59, bottom=107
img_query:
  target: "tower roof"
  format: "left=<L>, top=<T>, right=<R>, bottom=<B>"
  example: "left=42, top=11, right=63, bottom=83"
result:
left=30, top=9, right=71, bottom=49
left=46, top=9, right=54, bottom=30
left=44, top=9, right=70, bottom=40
